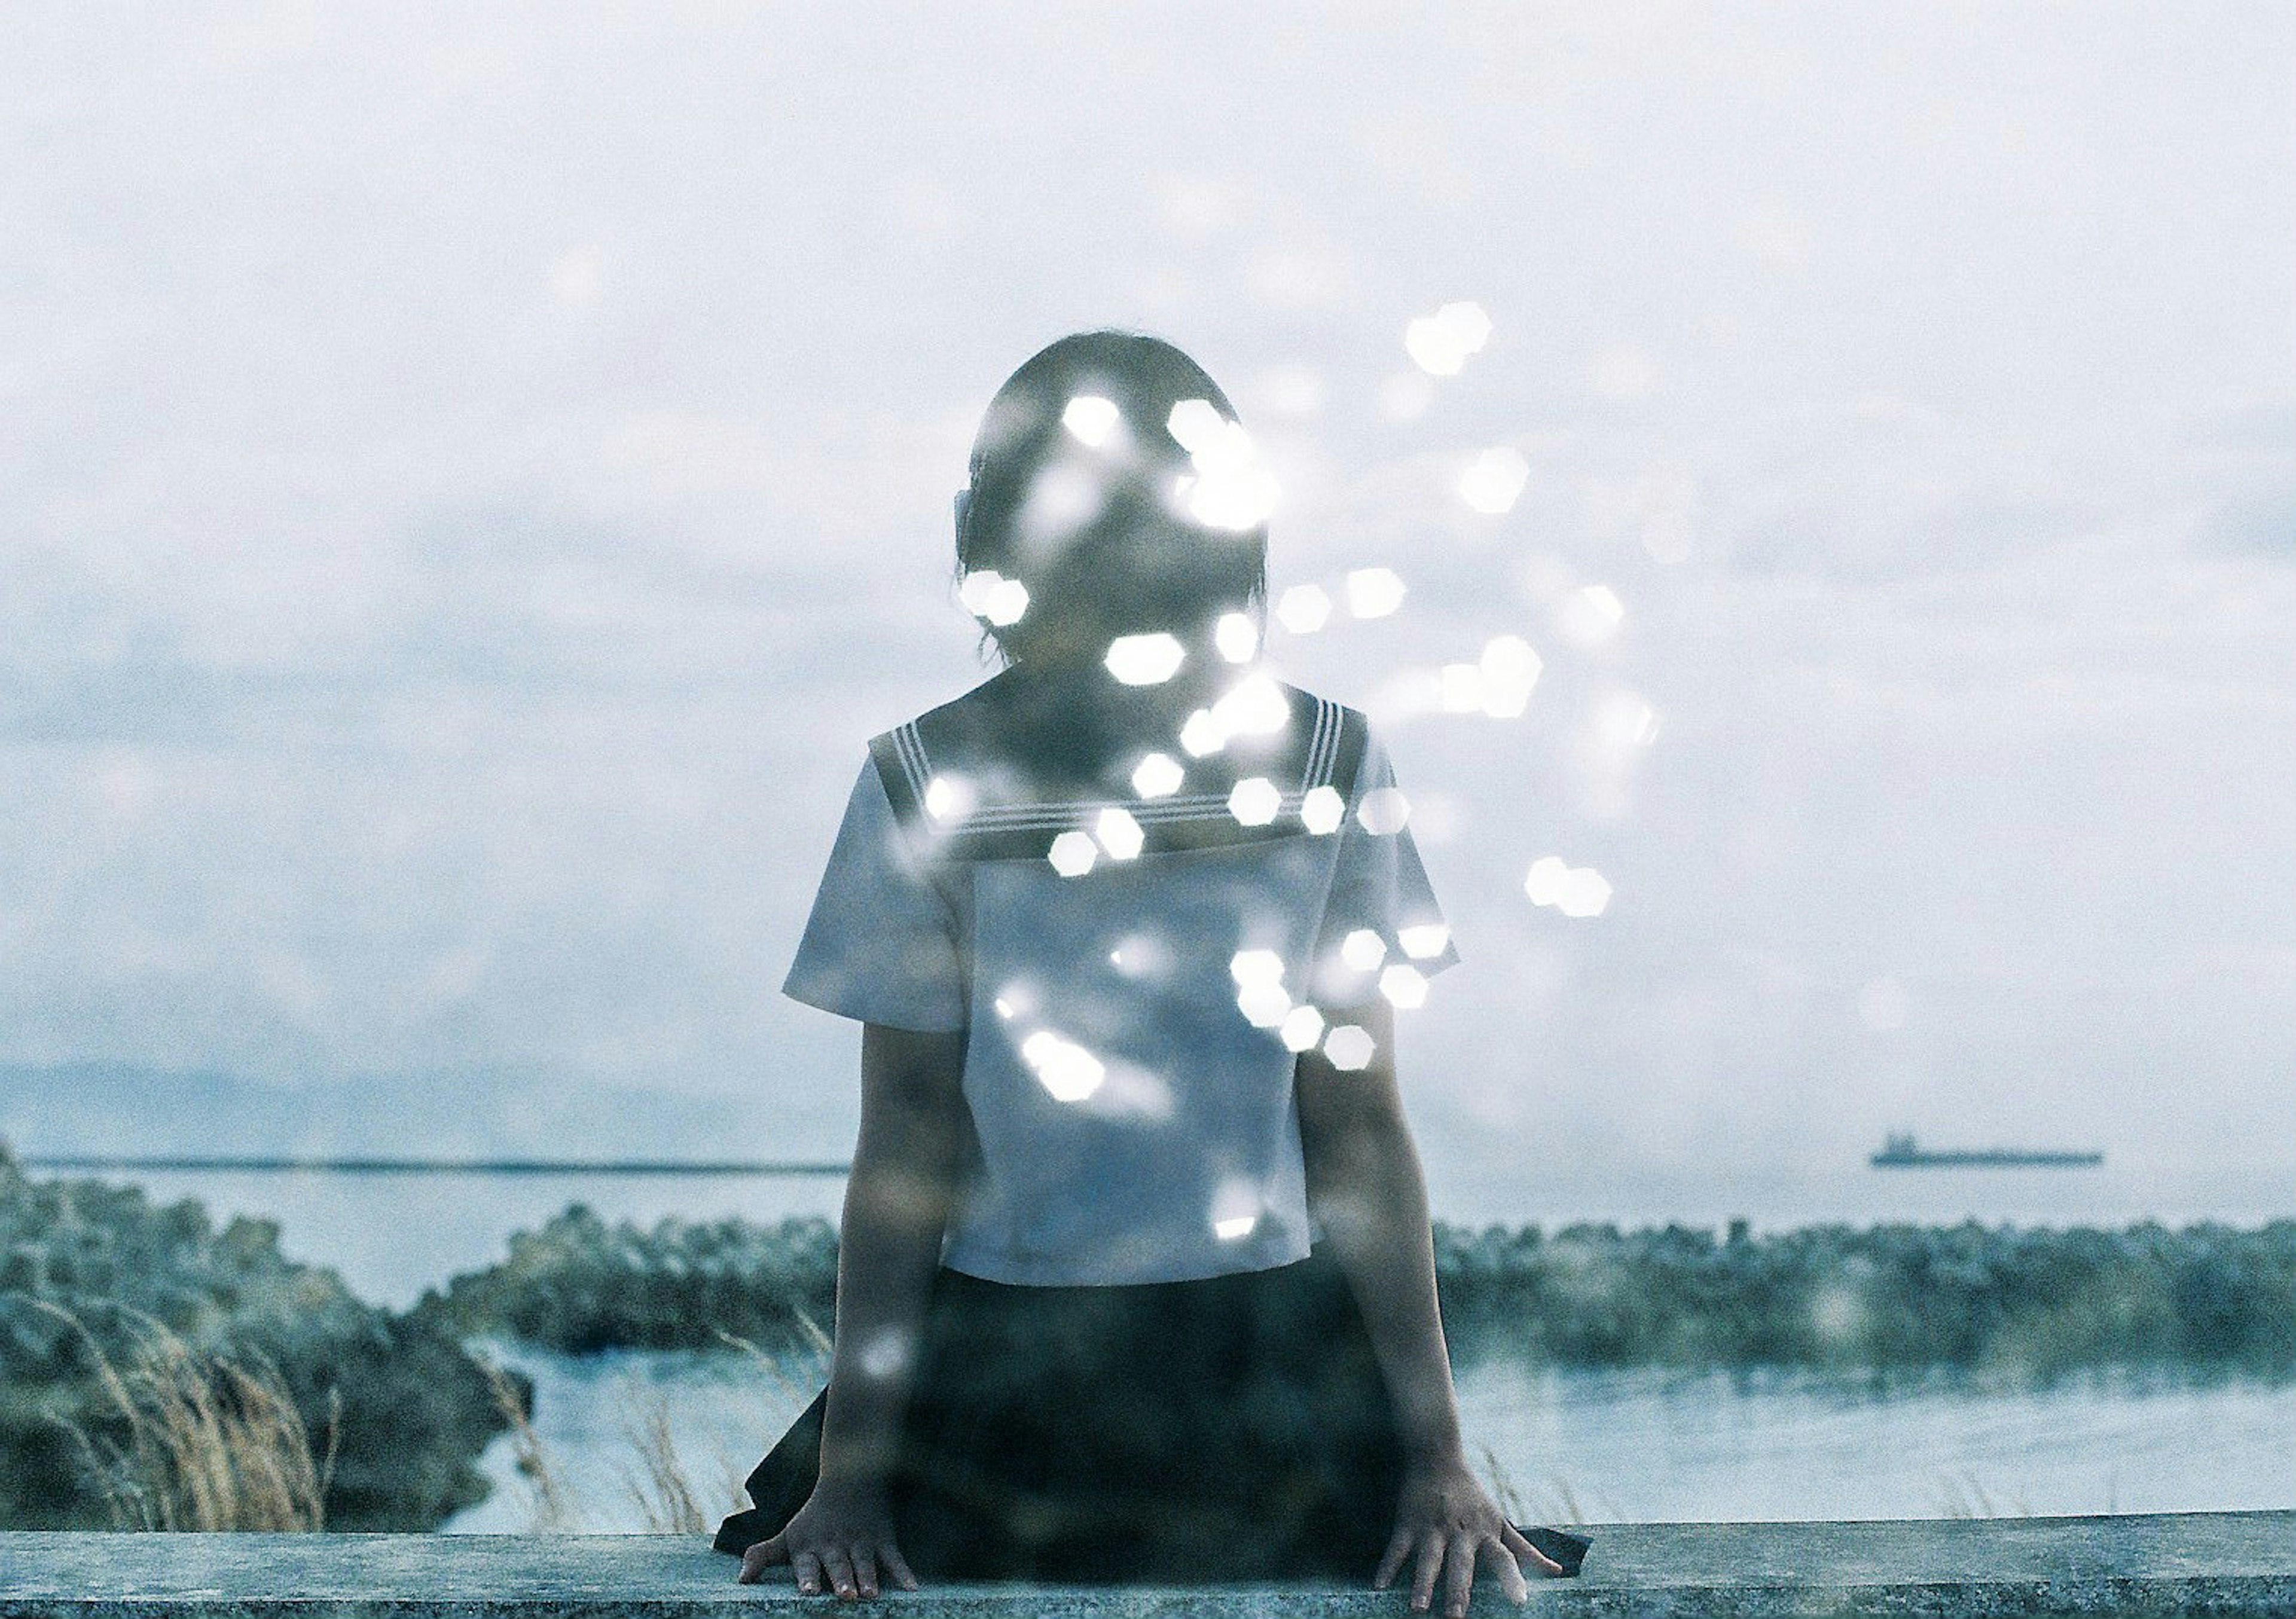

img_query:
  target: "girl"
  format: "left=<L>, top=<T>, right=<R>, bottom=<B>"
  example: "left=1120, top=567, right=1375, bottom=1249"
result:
left=718, top=331, right=1573, bottom=1615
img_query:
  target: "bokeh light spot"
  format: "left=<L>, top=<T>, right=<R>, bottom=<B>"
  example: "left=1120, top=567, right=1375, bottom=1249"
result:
left=1323, top=1025, right=1376, bottom=1071
left=1398, top=924, right=1450, bottom=960
left=1166, top=398, right=1228, bottom=453
left=1341, top=928, right=1388, bottom=972
left=1180, top=707, right=1229, bottom=757
left=1061, top=393, right=1120, bottom=447
left=1095, top=805, right=1144, bottom=860
left=1214, top=674, right=1289, bottom=738
left=1229, top=949, right=1286, bottom=985
left=1105, top=632, right=1187, bottom=685
left=1378, top=963, right=1429, bottom=1010
left=1228, top=776, right=1281, bottom=826
left=1278, top=1004, right=1326, bottom=1053
left=958, top=569, right=1031, bottom=627
left=1020, top=1030, right=1107, bottom=1102
left=1275, top=584, right=1332, bottom=635
left=1355, top=786, right=1410, bottom=835
left=1478, top=635, right=1542, bottom=719
left=1300, top=784, right=1345, bottom=835
left=1345, top=567, right=1407, bottom=619
left=1459, top=448, right=1529, bottom=514
left=1215, top=611, right=1260, bottom=664
left=1525, top=856, right=1611, bottom=918
left=1132, top=751, right=1184, bottom=798
left=1236, top=979, right=1292, bottom=1028
left=923, top=774, right=976, bottom=821
left=1048, top=830, right=1098, bottom=877
left=1560, top=583, right=1625, bottom=644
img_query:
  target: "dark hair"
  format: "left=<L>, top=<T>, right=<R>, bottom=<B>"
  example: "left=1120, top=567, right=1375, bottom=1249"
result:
left=956, top=330, right=1269, bottom=665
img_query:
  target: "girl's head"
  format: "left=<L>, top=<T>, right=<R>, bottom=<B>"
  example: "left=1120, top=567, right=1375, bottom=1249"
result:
left=957, top=330, right=1270, bottom=669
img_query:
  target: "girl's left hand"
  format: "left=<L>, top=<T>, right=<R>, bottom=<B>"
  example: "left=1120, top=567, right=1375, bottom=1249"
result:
left=1376, top=1457, right=1567, bottom=1616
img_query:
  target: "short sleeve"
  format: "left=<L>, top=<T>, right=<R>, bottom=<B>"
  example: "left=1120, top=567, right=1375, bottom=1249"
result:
left=782, top=761, right=969, bottom=1033
left=1308, top=727, right=1462, bottom=1004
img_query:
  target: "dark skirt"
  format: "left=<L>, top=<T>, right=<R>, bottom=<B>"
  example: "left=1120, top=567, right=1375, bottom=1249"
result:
left=712, top=1245, right=1408, bottom=1583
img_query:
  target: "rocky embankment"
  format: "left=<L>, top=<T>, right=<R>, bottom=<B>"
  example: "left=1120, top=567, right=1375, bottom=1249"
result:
left=0, top=1140, right=520, bottom=1531
left=414, top=1199, right=2296, bottom=1376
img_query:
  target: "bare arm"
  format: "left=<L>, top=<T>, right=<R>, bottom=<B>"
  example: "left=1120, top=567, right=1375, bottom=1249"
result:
left=738, top=1021, right=966, bottom=1599
left=1296, top=999, right=1562, bottom=1614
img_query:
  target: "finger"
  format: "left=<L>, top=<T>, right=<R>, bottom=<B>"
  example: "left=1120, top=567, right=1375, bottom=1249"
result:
left=737, top=1533, right=787, bottom=1583
left=1412, top=1531, right=1446, bottom=1612
left=791, top=1550, right=822, bottom=1596
left=1445, top=1534, right=1476, bottom=1618
left=853, top=1546, right=880, bottom=1600
left=820, top=1547, right=857, bottom=1599
left=1375, top=1525, right=1413, bottom=1589
left=881, top=1541, right=921, bottom=1592
left=1488, top=1532, right=1530, bottom=1605
left=1500, top=1522, right=1566, bottom=1578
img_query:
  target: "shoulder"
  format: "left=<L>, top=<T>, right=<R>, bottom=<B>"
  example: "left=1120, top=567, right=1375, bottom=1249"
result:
left=863, top=672, right=1375, bottom=856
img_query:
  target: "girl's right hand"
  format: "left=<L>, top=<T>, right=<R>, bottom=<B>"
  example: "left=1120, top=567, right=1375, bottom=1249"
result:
left=734, top=1479, right=919, bottom=1600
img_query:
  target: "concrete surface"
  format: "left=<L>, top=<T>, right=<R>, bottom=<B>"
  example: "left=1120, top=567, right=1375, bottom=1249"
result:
left=4, top=1513, right=2293, bottom=1617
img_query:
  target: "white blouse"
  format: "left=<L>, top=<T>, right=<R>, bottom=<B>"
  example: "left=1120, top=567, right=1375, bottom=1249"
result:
left=783, top=673, right=1458, bottom=1287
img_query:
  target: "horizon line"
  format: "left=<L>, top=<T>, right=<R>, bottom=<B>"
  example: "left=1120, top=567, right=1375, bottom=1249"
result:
left=16, top=1153, right=853, bottom=1177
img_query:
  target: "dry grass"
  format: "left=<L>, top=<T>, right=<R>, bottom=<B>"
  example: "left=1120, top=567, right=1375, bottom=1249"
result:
left=465, top=1327, right=828, bottom=1535
left=474, top=1351, right=575, bottom=1531
left=1929, top=1470, right=2034, bottom=1519
left=614, top=1380, right=707, bottom=1532
left=32, top=1297, right=339, bottom=1532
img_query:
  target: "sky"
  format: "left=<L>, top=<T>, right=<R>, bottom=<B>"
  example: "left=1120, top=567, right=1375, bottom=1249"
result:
left=4, top=2, right=2292, bottom=1205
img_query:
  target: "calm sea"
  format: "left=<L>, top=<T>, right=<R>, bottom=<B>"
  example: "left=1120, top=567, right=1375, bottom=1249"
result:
left=438, top=1341, right=2296, bottom=1534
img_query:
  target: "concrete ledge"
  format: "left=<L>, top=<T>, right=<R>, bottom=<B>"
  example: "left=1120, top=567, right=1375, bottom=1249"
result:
left=4, top=1513, right=2292, bottom=1618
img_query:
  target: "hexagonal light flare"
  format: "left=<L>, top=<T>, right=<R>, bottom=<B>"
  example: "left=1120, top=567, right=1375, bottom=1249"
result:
left=1228, top=777, right=1282, bottom=827
left=1378, top=963, right=1429, bottom=1010
left=1340, top=928, right=1388, bottom=972
left=1094, top=806, right=1144, bottom=861
left=1105, top=633, right=1187, bottom=686
left=1278, top=1004, right=1326, bottom=1053
left=1164, top=398, right=1277, bottom=531
left=1179, top=708, right=1228, bottom=757
left=1213, top=674, right=1289, bottom=738
left=1048, top=830, right=1098, bottom=877
left=1214, top=611, right=1259, bottom=664
left=1299, top=785, right=1345, bottom=835
left=1166, top=398, right=1229, bottom=453
left=1398, top=923, right=1450, bottom=960
left=1236, top=979, right=1292, bottom=1029
left=1020, top=1030, right=1106, bottom=1102
left=1558, top=868, right=1614, bottom=918
left=1345, top=568, right=1406, bottom=619
left=1440, top=664, right=1484, bottom=713
left=1403, top=303, right=1490, bottom=377
left=1323, top=1025, right=1376, bottom=1071
left=958, top=569, right=1031, bottom=627
left=1478, top=636, right=1542, bottom=719
left=1131, top=752, right=1185, bottom=798
left=1275, top=584, right=1332, bottom=635
left=1524, top=856, right=1612, bottom=918
left=1061, top=394, right=1120, bottom=447
left=1459, top=448, right=1529, bottom=514
left=1559, top=583, right=1626, bottom=645
left=1355, top=786, right=1411, bottom=836
left=1229, top=948, right=1286, bottom=986
left=923, top=774, right=977, bottom=822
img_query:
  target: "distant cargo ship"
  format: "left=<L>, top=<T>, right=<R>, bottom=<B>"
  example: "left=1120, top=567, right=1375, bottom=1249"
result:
left=1871, top=1132, right=2103, bottom=1169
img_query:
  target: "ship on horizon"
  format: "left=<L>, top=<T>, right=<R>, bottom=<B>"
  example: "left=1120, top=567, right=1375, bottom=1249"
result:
left=1870, top=1131, right=2103, bottom=1169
